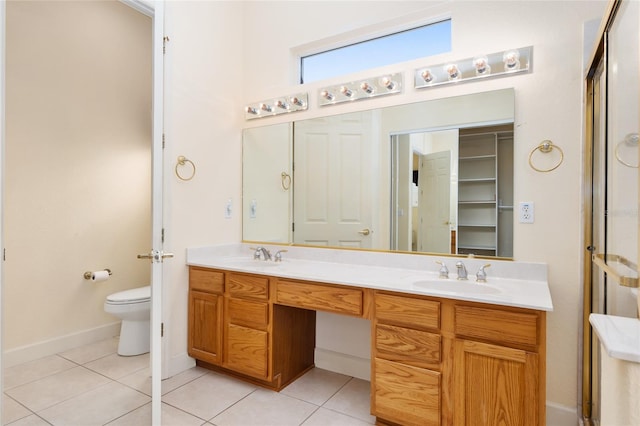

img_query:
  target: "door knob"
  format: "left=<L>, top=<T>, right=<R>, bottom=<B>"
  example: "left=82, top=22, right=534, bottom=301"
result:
left=137, top=250, right=174, bottom=263
left=358, top=228, right=372, bottom=236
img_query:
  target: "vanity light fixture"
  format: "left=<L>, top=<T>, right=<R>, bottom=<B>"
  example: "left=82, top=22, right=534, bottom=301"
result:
left=244, top=92, right=308, bottom=120
left=415, top=46, right=532, bottom=89
left=318, top=72, right=402, bottom=107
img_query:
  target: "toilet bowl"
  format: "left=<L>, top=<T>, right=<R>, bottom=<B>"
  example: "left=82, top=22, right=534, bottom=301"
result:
left=104, top=286, right=151, bottom=356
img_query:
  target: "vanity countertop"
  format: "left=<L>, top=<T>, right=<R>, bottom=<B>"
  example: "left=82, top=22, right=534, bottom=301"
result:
left=590, top=314, right=640, bottom=363
left=186, top=243, right=553, bottom=312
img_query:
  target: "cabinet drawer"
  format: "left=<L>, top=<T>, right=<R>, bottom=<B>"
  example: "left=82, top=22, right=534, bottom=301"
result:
left=276, top=280, right=363, bottom=316
left=227, top=273, right=269, bottom=300
left=225, top=324, right=268, bottom=379
left=376, top=323, right=441, bottom=367
left=375, top=293, right=440, bottom=330
left=373, top=358, right=440, bottom=426
left=189, top=267, right=224, bottom=294
left=455, top=305, right=539, bottom=348
left=228, top=298, right=269, bottom=329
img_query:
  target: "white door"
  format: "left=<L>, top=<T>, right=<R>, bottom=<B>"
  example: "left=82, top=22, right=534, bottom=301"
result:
left=127, top=1, right=167, bottom=424
left=293, top=111, right=374, bottom=248
left=418, top=151, right=451, bottom=253
left=150, top=3, right=166, bottom=424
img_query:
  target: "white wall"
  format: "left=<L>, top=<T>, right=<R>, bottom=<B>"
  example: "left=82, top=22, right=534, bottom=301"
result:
left=4, top=1, right=151, bottom=361
left=236, top=0, right=608, bottom=416
left=163, top=0, right=245, bottom=375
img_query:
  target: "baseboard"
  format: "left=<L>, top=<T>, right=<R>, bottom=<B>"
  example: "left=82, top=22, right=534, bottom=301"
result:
left=314, top=348, right=371, bottom=381
left=546, top=401, right=579, bottom=426
left=3, top=322, right=121, bottom=368
left=166, top=352, right=195, bottom=379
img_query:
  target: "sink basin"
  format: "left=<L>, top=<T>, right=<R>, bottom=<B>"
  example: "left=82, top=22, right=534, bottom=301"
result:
left=413, top=280, right=501, bottom=295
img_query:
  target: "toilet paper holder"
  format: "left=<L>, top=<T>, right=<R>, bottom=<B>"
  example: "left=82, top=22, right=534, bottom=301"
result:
left=83, top=269, right=112, bottom=280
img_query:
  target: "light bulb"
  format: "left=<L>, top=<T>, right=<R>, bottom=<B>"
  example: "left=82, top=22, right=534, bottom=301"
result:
left=379, top=76, right=396, bottom=90
left=260, top=103, right=273, bottom=113
left=245, top=106, right=258, bottom=115
left=275, top=100, right=290, bottom=110
left=290, top=96, right=306, bottom=107
left=445, top=64, right=460, bottom=81
left=320, top=90, right=335, bottom=101
left=360, top=82, right=375, bottom=94
left=340, top=86, right=354, bottom=97
left=503, top=50, right=520, bottom=71
left=421, top=69, right=435, bottom=83
left=473, top=56, right=491, bottom=75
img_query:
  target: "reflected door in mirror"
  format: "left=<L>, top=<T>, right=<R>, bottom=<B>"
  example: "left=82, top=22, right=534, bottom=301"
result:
left=293, top=112, right=375, bottom=248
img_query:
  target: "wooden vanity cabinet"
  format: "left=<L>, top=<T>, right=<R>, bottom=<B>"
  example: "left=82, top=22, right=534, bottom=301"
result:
left=452, top=305, right=544, bottom=426
left=372, top=291, right=546, bottom=426
left=372, top=292, right=443, bottom=426
left=188, top=267, right=315, bottom=390
left=224, top=273, right=271, bottom=380
left=188, top=267, right=224, bottom=365
left=188, top=267, right=545, bottom=425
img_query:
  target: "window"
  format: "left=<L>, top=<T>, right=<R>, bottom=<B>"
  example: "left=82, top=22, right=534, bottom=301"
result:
left=300, top=20, right=451, bottom=84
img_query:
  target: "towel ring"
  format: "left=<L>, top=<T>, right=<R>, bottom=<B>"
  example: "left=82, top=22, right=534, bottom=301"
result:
left=528, top=140, right=564, bottom=173
left=614, top=133, right=638, bottom=168
left=175, top=156, right=196, bottom=181
left=281, top=172, right=291, bottom=190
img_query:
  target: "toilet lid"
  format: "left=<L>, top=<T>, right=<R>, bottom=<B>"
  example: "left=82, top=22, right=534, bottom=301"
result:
left=107, top=286, right=150, bottom=303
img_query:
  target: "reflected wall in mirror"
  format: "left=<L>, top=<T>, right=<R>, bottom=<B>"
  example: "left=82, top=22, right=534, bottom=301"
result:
left=242, top=89, right=515, bottom=258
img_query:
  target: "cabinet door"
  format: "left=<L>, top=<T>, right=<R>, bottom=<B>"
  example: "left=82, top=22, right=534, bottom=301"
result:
left=373, top=357, right=440, bottom=426
left=188, top=290, right=223, bottom=365
left=454, top=340, right=538, bottom=426
left=225, top=323, right=269, bottom=380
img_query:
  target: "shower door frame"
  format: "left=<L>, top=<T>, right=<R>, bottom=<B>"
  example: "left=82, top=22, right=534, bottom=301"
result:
left=581, top=0, right=637, bottom=423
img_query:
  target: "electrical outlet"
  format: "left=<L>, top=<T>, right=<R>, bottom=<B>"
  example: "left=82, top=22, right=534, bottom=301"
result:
left=519, top=201, right=534, bottom=223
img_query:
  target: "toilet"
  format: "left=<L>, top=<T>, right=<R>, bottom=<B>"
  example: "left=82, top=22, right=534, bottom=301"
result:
left=104, top=286, right=151, bottom=356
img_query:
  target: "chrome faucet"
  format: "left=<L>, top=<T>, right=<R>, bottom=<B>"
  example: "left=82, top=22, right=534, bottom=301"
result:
left=455, top=261, right=468, bottom=280
left=476, top=264, right=491, bottom=283
left=253, top=246, right=272, bottom=261
left=435, top=261, right=449, bottom=279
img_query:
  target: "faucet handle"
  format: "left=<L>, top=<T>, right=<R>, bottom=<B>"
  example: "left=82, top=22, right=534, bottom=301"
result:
left=476, top=264, right=491, bottom=283
left=248, top=247, right=259, bottom=260
left=249, top=247, right=261, bottom=260
left=274, top=249, right=288, bottom=262
left=435, top=261, right=449, bottom=279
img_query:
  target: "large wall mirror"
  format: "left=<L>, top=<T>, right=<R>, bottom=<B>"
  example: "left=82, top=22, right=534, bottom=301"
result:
left=243, top=88, right=514, bottom=258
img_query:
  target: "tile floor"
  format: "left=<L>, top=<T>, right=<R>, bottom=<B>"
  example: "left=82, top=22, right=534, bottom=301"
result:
left=3, top=338, right=375, bottom=425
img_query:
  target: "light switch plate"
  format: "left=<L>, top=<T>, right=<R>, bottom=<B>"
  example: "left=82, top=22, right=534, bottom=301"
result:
left=225, top=199, right=232, bottom=219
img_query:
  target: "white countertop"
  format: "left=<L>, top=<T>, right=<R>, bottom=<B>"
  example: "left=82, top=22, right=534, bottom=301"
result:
left=590, top=314, right=640, bottom=363
left=186, top=243, right=553, bottom=312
